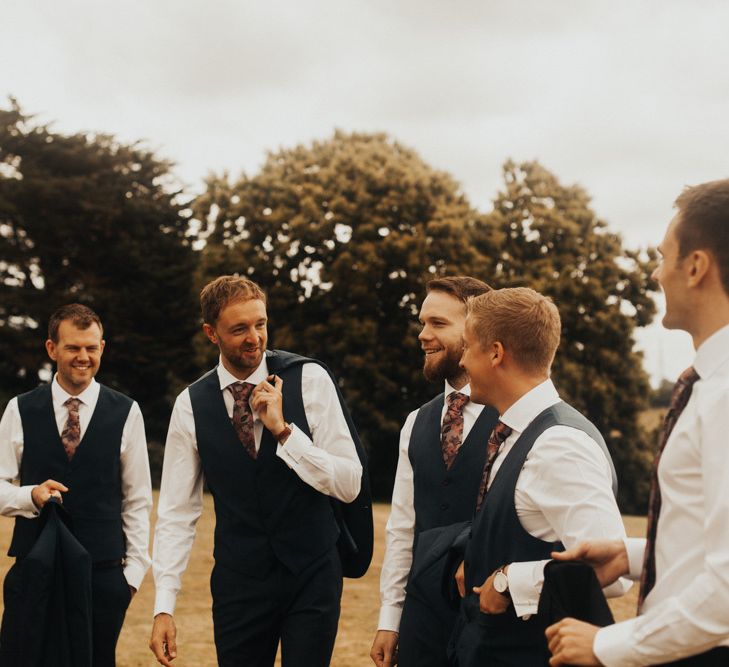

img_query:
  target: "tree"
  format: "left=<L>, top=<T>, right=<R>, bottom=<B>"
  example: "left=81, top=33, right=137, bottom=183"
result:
left=479, top=160, right=658, bottom=513
left=0, top=99, right=198, bottom=446
left=194, top=131, right=499, bottom=496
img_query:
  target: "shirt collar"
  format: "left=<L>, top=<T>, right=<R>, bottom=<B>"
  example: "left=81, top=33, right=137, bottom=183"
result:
left=444, top=380, right=471, bottom=400
left=216, top=355, right=269, bottom=391
left=51, top=375, right=99, bottom=407
left=693, top=323, right=729, bottom=381
left=500, top=378, right=560, bottom=434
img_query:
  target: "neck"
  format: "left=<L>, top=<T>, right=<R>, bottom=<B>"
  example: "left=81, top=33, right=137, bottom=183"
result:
left=448, top=372, right=468, bottom=391
left=220, top=355, right=257, bottom=381
left=56, top=376, right=92, bottom=396
left=689, top=303, right=729, bottom=350
left=493, top=374, right=548, bottom=415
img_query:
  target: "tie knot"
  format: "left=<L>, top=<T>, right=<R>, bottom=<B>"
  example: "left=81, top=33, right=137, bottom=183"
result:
left=446, top=391, right=469, bottom=412
left=229, top=382, right=254, bottom=401
left=64, top=397, right=81, bottom=412
left=678, top=366, right=700, bottom=386
left=493, top=421, right=512, bottom=443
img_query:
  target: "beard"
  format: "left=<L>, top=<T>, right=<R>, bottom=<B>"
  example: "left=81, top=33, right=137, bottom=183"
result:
left=423, top=344, right=465, bottom=385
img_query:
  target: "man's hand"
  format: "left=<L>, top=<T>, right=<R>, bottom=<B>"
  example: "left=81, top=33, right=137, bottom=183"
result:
left=149, top=613, right=177, bottom=666
left=473, top=569, right=511, bottom=615
left=455, top=560, right=466, bottom=598
left=546, top=618, right=601, bottom=666
left=370, top=630, right=399, bottom=667
left=551, top=539, right=629, bottom=587
left=252, top=375, right=285, bottom=436
left=31, top=479, right=68, bottom=509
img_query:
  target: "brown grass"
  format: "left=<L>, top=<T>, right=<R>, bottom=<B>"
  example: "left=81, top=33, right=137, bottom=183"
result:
left=0, top=496, right=644, bottom=666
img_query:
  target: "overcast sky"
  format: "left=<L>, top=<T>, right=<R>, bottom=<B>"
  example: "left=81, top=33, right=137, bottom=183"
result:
left=4, top=0, right=727, bottom=383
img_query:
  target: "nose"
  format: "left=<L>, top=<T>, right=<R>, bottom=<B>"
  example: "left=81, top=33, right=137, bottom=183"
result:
left=418, top=325, right=431, bottom=343
left=77, top=347, right=90, bottom=361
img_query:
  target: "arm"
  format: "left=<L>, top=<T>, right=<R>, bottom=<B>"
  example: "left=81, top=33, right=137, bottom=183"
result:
left=496, top=426, right=631, bottom=618
left=119, top=401, right=153, bottom=592
left=371, top=411, right=418, bottom=665
left=272, top=363, right=362, bottom=503
left=590, top=388, right=729, bottom=666
left=149, top=390, right=204, bottom=665
left=0, top=398, right=40, bottom=517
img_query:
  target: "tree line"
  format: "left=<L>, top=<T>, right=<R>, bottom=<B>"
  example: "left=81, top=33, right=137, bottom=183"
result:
left=0, top=100, right=658, bottom=513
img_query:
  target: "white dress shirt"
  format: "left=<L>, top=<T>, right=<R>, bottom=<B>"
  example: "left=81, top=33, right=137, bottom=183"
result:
left=152, top=355, right=363, bottom=616
left=378, top=381, right=485, bottom=631
left=0, top=376, right=153, bottom=590
left=594, top=323, right=729, bottom=666
left=485, top=379, right=631, bottom=618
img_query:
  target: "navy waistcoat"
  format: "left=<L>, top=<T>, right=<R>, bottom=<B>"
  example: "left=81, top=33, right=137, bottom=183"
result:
left=409, top=394, right=498, bottom=542
left=189, top=356, right=340, bottom=577
left=10, top=383, right=131, bottom=563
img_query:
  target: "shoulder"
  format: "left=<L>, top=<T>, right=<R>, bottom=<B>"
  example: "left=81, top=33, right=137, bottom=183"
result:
left=532, top=424, right=610, bottom=468
left=98, top=384, right=134, bottom=407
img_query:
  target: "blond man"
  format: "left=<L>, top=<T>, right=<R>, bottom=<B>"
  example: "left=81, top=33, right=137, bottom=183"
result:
left=452, top=287, right=629, bottom=666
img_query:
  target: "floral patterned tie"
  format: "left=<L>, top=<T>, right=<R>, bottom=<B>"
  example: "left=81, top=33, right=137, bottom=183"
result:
left=441, top=392, right=470, bottom=469
left=475, top=421, right=513, bottom=511
left=638, top=366, right=700, bottom=609
left=229, top=382, right=257, bottom=459
left=61, top=397, right=82, bottom=460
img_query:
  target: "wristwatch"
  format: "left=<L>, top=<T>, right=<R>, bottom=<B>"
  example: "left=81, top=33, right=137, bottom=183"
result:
left=275, top=422, right=292, bottom=443
left=493, top=566, right=510, bottom=597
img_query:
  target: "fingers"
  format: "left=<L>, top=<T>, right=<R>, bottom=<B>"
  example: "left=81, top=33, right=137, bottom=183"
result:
left=455, top=561, right=466, bottom=598
left=32, top=479, right=70, bottom=509
left=551, top=543, right=589, bottom=561
left=149, top=615, right=177, bottom=666
left=46, top=479, right=69, bottom=493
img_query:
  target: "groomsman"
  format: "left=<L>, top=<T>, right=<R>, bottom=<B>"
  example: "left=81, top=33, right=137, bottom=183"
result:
left=548, top=179, right=729, bottom=666
left=371, top=276, right=498, bottom=667
left=0, top=304, right=152, bottom=667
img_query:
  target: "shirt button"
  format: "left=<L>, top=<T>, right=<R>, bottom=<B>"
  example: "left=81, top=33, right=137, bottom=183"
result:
left=440, top=503, right=449, bottom=510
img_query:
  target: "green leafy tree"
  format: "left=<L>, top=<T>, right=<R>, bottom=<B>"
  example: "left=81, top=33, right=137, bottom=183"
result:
left=480, top=160, right=658, bottom=513
left=0, top=99, right=198, bottom=446
left=194, top=131, right=499, bottom=496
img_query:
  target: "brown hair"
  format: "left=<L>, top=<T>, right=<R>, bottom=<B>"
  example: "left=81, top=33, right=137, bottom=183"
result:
left=674, top=179, right=729, bottom=296
left=466, top=287, right=561, bottom=373
left=48, top=304, right=103, bottom=342
left=200, top=275, right=267, bottom=325
left=426, top=276, right=491, bottom=303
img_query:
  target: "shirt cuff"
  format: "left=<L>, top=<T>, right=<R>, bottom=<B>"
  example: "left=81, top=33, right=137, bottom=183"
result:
left=624, top=537, right=646, bottom=580
left=378, top=605, right=403, bottom=632
left=123, top=560, right=147, bottom=592
left=154, top=589, right=178, bottom=617
left=507, top=560, right=550, bottom=619
left=19, top=485, right=40, bottom=517
left=593, top=617, right=642, bottom=667
left=275, top=423, right=311, bottom=466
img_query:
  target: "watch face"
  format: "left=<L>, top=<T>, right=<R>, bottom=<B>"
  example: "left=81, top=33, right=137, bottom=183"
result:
left=494, top=571, right=508, bottom=593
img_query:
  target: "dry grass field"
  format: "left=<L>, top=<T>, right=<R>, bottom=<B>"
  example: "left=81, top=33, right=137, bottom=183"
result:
left=0, top=496, right=645, bottom=666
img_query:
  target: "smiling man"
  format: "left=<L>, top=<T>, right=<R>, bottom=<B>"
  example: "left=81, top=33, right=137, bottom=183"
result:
left=371, top=276, right=499, bottom=667
left=149, top=275, right=364, bottom=667
left=547, top=179, right=729, bottom=666
left=450, top=287, right=628, bottom=667
left=0, top=303, right=152, bottom=667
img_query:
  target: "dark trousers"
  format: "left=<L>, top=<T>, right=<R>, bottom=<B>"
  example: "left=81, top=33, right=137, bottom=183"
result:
left=211, top=547, right=342, bottom=667
left=398, top=592, right=458, bottom=667
left=0, top=561, right=130, bottom=667
left=662, top=648, right=729, bottom=666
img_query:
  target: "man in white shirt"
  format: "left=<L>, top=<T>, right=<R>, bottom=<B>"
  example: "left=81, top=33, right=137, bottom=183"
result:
left=0, top=303, right=153, bottom=667
left=452, top=287, right=629, bottom=666
left=149, top=275, right=364, bottom=667
left=371, top=276, right=498, bottom=667
left=547, top=179, right=729, bottom=666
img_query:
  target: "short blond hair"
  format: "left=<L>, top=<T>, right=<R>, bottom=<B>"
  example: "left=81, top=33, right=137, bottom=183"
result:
left=466, top=287, right=561, bottom=373
left=200, top=275, right=266, bottom=325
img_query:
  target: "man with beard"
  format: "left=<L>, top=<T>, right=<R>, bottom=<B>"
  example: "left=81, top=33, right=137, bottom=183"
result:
left=370, top=276, right=499, bottom=667
left=149, top=276, right=364, bottom=667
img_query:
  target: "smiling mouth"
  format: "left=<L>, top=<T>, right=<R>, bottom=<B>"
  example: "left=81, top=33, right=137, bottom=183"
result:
left=423, top=348, right=443, bottom=356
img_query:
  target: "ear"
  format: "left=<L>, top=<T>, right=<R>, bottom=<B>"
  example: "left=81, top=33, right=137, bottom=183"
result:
left=202, top=323, right=218, bottom=345
left=491, top=341, right=505, bottom=367
left=45, top=338, right=57, bottom=361
left=99, top=339, right=106, bottom=358
left=686, top=250, right=711, bottom=288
